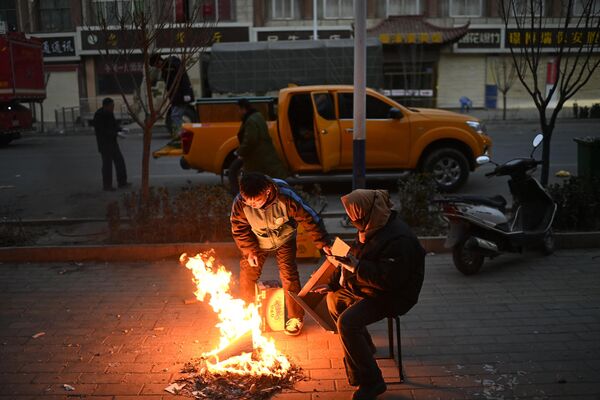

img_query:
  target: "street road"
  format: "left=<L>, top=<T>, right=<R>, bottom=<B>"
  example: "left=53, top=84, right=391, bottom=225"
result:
left=0, top=119, right=596, bottom=219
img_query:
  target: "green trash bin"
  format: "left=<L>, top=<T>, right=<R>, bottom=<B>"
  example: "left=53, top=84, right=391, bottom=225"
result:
left=574, top=137, right=600, bottom=178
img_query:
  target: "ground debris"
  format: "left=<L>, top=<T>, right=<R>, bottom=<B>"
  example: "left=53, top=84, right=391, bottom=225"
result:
left=174, top=358, right=303, bottom=400
left=32, top=332, right=45, bottom=339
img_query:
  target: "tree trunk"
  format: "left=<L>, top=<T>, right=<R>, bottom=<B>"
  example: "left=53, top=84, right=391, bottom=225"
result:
left=502, top=92, right=507, bottom=120
left=141, top=121, right=152, bottom=201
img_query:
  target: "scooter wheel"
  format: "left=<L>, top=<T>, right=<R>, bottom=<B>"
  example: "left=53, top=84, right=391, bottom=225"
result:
left=453, top=241, right=484, bottom=275
left=542, top=230, right=555, bottom=255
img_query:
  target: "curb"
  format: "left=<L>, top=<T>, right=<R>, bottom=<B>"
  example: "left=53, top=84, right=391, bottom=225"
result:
left=1, top=233, right=598, bottom=263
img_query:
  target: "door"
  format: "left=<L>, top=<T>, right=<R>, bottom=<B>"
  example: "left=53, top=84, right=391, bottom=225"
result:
left=311, top=92, right=341, bottom=172
left=337, top=92, right=411, bottom=169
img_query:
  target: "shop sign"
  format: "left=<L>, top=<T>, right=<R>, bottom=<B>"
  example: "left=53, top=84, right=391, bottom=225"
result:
left=457, top=28, right=501, bottom=49
left=30, top=33, right=78, bottom=60
left=80, top=26, right=249, bottom=52
left=378, top=32, right=443, bottom=44
left=505, top=28, right=600, bottom=47
left=383, top=89, right=433, bottom=97
left=256, top=29, right=352, bottom=41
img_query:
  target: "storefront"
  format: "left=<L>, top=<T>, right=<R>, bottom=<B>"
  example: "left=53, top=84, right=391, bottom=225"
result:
left=30, top=33, right=81, bottom=123
left=368, top=16, right=469, bottom=108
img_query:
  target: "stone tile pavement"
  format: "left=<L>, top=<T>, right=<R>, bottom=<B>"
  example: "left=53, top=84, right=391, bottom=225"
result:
left=0, top=249, right=599, bottom=400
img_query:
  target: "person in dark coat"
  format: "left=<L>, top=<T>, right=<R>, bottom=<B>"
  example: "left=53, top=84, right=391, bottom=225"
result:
left=313, top=189, right=425, bottom=400
left=149, top=54, right=194, bottom=138
left=92, top=98, right=129, bottom=191
left=228, top=99, right=289, bottom=194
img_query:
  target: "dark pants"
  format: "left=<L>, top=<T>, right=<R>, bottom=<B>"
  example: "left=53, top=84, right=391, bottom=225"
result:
left=100, top=142, right=127, bottom=189
left=227, top=157, right=244, bottom=196
left=327, top=288, right=399, bottom=386
left=239, top=237, right=304, bottom=320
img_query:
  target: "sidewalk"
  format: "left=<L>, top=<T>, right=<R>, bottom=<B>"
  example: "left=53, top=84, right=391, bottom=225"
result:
left=1, top=249, right=599, bottom=399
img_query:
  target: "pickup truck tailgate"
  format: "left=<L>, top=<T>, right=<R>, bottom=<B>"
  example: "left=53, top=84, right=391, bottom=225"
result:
left=152, top=141, right=183, bottom=158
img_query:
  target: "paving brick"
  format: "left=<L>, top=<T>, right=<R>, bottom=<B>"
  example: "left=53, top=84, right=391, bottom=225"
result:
left=93, top=383, right=144, bottom=396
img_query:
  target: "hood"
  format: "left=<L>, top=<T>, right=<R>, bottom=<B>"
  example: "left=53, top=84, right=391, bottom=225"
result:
left=411, top=107, right=474, bottom=121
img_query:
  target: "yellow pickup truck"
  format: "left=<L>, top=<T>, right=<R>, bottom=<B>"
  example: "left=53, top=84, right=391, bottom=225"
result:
left=155, top=85, right=492, bottom=192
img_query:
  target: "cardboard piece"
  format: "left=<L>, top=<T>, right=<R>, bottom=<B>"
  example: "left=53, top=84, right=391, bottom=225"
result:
left=290, top=256, right=339, bottom=333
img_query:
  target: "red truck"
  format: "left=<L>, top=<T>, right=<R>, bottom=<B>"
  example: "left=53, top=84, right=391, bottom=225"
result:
left=0, top=32, right=46, bottom=146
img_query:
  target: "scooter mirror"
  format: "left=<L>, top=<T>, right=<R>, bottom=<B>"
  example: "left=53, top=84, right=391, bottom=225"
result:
left=533, top=134, right=543, bottom=148
left=476, top=155, right=490, bottom=165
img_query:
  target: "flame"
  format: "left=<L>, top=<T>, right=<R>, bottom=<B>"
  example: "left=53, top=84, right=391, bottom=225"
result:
left=181, top=253, right=291, bottom=376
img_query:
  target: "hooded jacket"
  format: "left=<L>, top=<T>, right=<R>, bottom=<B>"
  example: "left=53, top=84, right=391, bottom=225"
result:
left=331, top=196, right=426, bottom=313
left=231, top=178, right=330, bottom=255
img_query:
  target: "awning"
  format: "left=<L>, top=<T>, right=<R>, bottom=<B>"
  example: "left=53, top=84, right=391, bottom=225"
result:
left=208, top=38, right=383, bottom=94
left=368, top=16, right=469, bottom=45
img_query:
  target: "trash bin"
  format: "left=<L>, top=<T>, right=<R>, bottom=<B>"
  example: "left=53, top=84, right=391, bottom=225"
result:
left=574, top=137, right=600, bottom=178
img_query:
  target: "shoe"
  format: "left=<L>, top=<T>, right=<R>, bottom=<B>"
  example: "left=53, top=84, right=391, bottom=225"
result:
left=284, top=318, right=303, bottom=336
left=103, top=186, right=116, bottom=192
left=118, top=182, right=132, bottom=189
left=352, top=380, right=386, bottom=400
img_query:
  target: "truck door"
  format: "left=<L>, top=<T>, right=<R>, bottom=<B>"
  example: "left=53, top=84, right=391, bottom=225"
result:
left=311, top=92, right=340, bottom=172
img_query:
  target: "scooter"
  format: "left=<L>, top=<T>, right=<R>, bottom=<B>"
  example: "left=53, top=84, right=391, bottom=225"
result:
left=437, top=133, right=557, bottom=275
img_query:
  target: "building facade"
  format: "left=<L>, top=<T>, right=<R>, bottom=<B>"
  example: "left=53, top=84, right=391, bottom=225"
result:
left=2, top=0, right=598, bottom=121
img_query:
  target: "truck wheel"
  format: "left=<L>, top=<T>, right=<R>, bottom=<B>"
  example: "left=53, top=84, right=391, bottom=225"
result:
left=453, top=240, right=484, bottom=275
left=424, top=148, right=469, bottom=192
left=0, top=136, right=13, bottom=147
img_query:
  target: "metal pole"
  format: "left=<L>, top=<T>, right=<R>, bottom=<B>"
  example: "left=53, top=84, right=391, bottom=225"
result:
left=312, top=0, right=318, bottom=40
left=352, top=0, right=366, bottom=189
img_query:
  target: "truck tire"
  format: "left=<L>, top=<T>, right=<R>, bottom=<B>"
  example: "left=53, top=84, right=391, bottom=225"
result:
left=423, top=148, right=469, bottom=192
left=0, top=136, right=13, bottom=147
left=453, top=240, right=484, bottom=275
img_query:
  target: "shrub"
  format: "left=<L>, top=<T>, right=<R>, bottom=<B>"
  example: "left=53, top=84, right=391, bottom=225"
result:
left=107, top=185, right=233, bottom=243
left=397, top=173, right=445, bottom=236
left=590, top=103, right=600, bottom=119
left=548, top=177, right=600, bottom=231
left=0, top=206, right=32, bottom=247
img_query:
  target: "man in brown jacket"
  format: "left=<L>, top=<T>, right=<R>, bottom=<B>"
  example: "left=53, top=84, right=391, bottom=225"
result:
left=231, top=172, right=331, bottom=335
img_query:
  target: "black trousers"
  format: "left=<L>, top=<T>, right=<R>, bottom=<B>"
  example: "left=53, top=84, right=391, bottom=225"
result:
left=100, top=142, right=127, bottom=188
left=327, top=288, right=397, bottom=386
left=239, top=237, right=304, bottom=320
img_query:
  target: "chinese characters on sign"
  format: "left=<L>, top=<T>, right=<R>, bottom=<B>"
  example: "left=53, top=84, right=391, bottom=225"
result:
left=457, top=29, right=501, bottom=49
left=40, top=36, right=76, bottom=58
left=256, top=30, right=352, bottom=41
left=378, top=32, right=443, bottom=44
left=505, top=28, right=600, bottom=47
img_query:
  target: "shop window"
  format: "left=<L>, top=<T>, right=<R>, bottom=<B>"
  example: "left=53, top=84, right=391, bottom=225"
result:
left=0, top=0, right=18, bottom=31
left=450, top=0, right=482, bottom=17
left=338, top=93, right=394, bottom=120
left=506, top=0, right=544, bottom=16
left=572, top=0, right=599, bottom=15
left=387, top=0, right=420, bottom=16
left=323, top=0, right=353, bottom=19
left=188, top=0, right=234, bottom=21
left=92, top=0, right=134, bottom=24
left=38, top=0, right=73, bottom=32
left=270, top=0, right=297, bottom=19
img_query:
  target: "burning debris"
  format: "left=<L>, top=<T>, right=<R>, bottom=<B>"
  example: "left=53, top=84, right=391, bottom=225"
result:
left=177, top=252, right=303, bottom=399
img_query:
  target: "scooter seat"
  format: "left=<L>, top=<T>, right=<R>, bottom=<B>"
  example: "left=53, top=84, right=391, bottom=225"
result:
left=446, top=194, right=507, bottom=212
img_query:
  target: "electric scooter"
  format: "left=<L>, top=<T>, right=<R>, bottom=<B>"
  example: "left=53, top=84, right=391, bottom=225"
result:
left=437, top=133, right=557, bottom=275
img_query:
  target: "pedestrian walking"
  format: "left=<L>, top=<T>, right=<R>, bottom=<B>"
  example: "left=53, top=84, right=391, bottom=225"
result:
left=312, top=189, right=425, bottom=400
left=92, top=98, right=130, bottom=191
left=230, top=172, right=331, bottom=336
left=228, top=99, right=289, bottom=194
left=149, top=54, right=195, bottom=138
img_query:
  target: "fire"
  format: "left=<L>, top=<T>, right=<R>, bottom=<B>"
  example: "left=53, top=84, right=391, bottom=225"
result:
left=181, top=252, right=291, bottom=376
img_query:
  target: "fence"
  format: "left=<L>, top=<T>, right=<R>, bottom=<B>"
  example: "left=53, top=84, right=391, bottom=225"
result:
left=54, top=106, right=83, bottom=131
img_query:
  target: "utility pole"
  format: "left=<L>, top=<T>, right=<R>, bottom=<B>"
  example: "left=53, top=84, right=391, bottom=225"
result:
left=312, top=0, right=318, bottom=40
left=352, top=0, right=366, bottom=189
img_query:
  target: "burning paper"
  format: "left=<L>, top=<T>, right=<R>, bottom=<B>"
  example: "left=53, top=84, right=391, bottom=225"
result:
left=180, top=253, right=291, bottom=377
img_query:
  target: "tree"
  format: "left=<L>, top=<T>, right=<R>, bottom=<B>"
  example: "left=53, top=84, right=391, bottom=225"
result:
left=85, top=0, right=215, bottom=200
left=489, top=55, right=523, bottom=120
left=499, top=0, right=600, bottom=186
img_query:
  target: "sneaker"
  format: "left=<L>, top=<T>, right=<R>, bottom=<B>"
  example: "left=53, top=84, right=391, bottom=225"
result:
left=118, top=182, right=132, bottom=189
left=352, top=380, right=386, bottom=400
left=284, top=318, right=303, bottom=336
left=103, top=186, right=116, bottom=192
